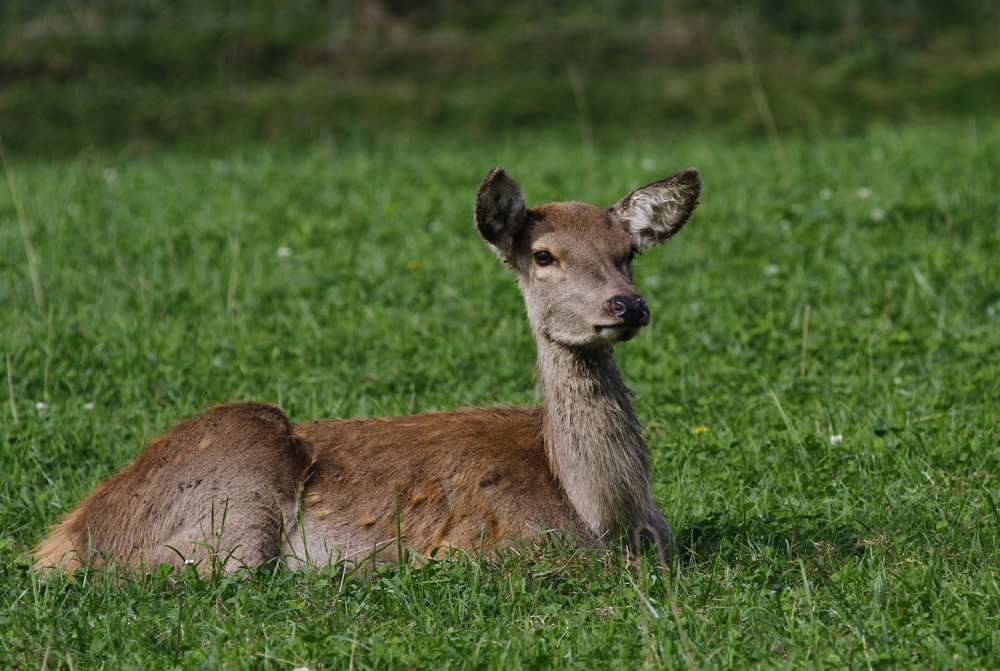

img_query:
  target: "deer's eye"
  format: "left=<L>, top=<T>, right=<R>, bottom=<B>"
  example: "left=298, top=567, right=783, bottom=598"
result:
left=627, top=249, right=637, bottom=264
left=533, top=250, right=555, bottom=267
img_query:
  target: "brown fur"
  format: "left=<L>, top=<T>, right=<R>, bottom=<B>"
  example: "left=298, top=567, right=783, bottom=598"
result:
left=285, top=407, right=590, bottom=567
left=35, top=402, right=311, bottom=572
left=34, top=167, right=701, bottom=574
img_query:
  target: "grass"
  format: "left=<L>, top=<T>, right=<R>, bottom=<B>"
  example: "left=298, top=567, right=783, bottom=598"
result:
left=1, top=119, right=998, bottom=669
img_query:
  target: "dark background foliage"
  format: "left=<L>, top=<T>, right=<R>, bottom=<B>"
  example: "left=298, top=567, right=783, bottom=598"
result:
left=2, top=0, right=998, bottom=155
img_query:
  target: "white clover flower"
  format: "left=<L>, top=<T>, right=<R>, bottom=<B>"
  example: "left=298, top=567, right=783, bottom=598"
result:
left=277, top=247, right=292, bottom=259
left=103, top=168, right=118, bottom=184
left=640, top=158, right=656, bottom=172
left=871, top=208, right=885, bottom=221
left=820, top=189, right=833, bottom=200
left=84, top=402, right=95, bottom=411
left=857, top=187, right=871, bottom=199
left=764, top=264, right=780, bottom=276
left=830, top=435, right=843, bottom=445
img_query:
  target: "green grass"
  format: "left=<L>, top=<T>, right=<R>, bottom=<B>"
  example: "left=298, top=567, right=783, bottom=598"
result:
left=2, top=120, right=1000, bottom=668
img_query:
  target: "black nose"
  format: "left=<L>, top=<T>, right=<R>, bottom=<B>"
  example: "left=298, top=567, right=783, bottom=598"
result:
left=609, top=295, right=650, bottom=326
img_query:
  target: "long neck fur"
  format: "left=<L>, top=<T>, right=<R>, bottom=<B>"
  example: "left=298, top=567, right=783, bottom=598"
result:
left=535, top=337, right=654, bottom=545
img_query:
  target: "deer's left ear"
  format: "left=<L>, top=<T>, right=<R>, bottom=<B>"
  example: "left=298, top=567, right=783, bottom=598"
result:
left=610, top=168, right=701, bottom=251
left=475, top=166, right=527, bottom=261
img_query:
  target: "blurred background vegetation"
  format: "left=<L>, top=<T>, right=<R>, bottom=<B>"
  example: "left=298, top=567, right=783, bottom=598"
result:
left=1, top=0, right=998, bottom=156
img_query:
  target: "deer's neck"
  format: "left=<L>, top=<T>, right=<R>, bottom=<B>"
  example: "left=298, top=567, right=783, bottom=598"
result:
left=536, top=338, right=654, bottom=544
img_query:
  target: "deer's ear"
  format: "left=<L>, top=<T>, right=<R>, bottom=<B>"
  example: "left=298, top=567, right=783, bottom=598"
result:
left=475, top=166, right=526, bottom=259
left=610, top=168, right=701, bottom=251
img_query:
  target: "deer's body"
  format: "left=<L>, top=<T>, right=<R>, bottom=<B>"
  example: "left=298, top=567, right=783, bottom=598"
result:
left=34, top=166, right=701, bottom=574
left=286, top=406, right=590, bottom=567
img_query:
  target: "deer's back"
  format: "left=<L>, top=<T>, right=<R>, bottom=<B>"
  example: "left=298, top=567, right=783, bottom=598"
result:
left=286, top=405, right=590, bottom=565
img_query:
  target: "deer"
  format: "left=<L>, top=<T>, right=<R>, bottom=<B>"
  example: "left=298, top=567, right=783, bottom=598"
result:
left=33, top=165, right=701, bottom=575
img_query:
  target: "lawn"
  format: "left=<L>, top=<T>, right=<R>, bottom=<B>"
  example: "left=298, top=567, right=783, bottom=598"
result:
left=2, top=1, right=1000, bottom=668
left=2, top=119, right=999, bottom=669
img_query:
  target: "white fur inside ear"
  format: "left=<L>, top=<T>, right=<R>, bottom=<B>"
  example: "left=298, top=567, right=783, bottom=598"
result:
left=619, top=185, right=684, bottom=250
left=611, top=169, right=700, bottom=250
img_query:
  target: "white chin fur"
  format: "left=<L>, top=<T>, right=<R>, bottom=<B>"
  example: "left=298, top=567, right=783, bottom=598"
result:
left=545, top=325, right=641, bottom=348
left=595, top=325, right=641, bottom=343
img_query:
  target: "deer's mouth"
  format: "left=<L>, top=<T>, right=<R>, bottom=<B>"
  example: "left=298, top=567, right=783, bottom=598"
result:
left=594, top=324, right=642, bottom=342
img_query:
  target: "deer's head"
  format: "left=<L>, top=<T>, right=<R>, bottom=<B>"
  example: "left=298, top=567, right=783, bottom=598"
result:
left=475, top=167, right=700, bottom=349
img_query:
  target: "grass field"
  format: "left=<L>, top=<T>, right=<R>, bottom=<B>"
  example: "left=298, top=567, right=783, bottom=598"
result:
left=2, top=119, right=998, bottom=668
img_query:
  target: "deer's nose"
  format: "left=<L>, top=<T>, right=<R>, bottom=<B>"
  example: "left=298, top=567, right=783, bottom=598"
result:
left=609, top=295, right=650, bottom=326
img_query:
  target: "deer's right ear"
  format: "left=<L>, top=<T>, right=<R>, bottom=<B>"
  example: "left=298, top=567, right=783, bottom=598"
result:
left=610, top=168, right=701, bottom=251
left=475, top=167, right=526, bottom=261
